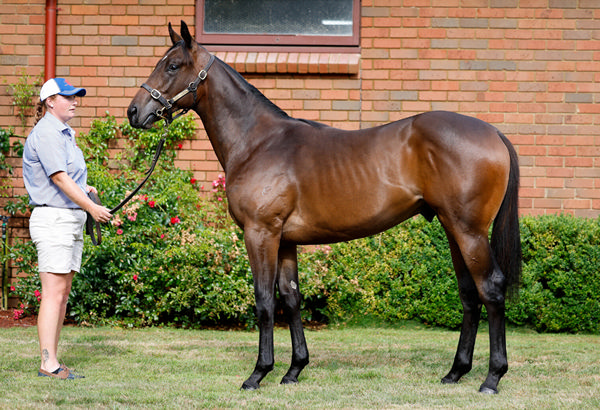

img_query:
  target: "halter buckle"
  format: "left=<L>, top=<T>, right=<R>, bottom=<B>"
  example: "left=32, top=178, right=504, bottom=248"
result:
left=150, top=89, right=162, bottom=100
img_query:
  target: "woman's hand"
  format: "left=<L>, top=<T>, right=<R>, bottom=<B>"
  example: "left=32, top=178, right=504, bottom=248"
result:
left=50, top=172, right=112, bottom=223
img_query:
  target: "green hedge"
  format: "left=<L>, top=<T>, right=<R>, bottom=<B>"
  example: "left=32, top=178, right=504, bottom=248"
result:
left=6, top=116, right=600, bottom=333
left=303, top=215, right=600, bottom=334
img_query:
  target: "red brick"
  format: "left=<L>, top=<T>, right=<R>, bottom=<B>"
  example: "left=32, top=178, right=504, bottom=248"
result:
left=0, top=1, right=598, bottom=217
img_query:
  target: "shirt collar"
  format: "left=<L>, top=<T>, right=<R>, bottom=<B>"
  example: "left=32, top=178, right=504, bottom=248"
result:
left=43, top=112, right=75, bottom=139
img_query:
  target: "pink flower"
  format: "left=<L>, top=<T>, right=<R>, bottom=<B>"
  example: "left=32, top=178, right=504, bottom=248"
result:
left=117, top=229, right=124, bottom=235
left=34, top=290, right=41, bottom=297
left=127, top=212, right=137, bottom=222
left=148, top=200, right=156, bottom=208
left=160, top=234, right=165, bottom=239
left=9, top=286, right=15, bottom=292
left=13, top=309, right=23, bottom=320
left=218, top=197, right=223, bottom=202
left=170, top=216, right=180, bottom=225
left=133, top=274, right=138, bottom=281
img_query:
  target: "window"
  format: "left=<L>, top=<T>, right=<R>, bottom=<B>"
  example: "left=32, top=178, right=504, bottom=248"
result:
left=196, top=0, right=360, bottom=51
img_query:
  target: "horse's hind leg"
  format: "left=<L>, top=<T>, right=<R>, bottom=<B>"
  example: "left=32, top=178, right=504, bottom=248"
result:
left=441, top=220, right=508, bottom=394
left=441, top=233, right=482, bottom=385
left=277, top=243, right=309, bottom=384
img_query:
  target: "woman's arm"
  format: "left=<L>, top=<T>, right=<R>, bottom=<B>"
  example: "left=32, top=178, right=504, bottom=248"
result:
left=50, top=171, right=112, bottom=223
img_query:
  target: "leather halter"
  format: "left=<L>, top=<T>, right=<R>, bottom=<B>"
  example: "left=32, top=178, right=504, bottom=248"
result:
left=141, top=54, right=215, bottom=124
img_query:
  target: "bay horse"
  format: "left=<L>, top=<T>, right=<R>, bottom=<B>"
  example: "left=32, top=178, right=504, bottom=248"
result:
left=127, top=21, right=521, bottom=394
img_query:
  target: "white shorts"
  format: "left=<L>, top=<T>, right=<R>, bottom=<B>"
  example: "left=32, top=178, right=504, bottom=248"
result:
left=29, top=206, right=86, bottom=274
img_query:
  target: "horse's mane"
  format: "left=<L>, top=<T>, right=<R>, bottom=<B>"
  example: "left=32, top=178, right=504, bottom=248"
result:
left=219, top=58, right=292, bottom=121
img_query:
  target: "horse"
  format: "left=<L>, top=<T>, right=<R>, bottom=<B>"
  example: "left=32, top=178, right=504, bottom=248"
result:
left=127, top=21, right=521, bottom=394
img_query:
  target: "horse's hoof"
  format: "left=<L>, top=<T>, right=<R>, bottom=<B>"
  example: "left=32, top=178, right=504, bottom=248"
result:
left=241, top=381, right=260, bottom=391
left=280, top=376, right=299, bottom=385
left=478, top=386, right=498, bottom=395
left=441, top=377, right=457, bottom=385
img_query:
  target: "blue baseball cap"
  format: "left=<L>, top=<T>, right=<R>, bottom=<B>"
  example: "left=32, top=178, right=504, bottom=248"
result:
left=40, top=78, right=86, bottom=102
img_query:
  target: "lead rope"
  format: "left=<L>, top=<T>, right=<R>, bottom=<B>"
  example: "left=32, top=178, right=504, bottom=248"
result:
left=87, top=121, right=168, bottom=245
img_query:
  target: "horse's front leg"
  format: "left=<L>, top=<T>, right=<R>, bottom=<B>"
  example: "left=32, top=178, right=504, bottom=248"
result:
left=277, top=242, right=309, bottom=385
left=241, top=226, right=280, bottom=390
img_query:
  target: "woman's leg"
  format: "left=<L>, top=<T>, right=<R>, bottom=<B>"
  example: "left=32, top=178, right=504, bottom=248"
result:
left=38, top=270, right=74, bottom=373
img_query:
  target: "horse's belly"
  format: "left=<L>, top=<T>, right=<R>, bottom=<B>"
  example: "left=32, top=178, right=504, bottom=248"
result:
left=282, top=191, right=423, bottom=245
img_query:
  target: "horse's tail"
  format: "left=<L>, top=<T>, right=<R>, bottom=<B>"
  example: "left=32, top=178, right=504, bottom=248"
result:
left=491, top=131, right=522, bottom=299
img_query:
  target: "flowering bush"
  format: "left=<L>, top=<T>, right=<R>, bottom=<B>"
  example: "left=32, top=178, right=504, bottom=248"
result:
left=6, top=238, right=40, bottom=318
left=7, top=115, right=600, bottom=332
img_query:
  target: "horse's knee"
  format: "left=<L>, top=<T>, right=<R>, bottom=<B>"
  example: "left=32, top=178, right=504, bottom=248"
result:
left=254, top=294, right=276, bottom=323
left=278, top=280, right=302, bottom=311
left=282, top=292, right=301, bottom=315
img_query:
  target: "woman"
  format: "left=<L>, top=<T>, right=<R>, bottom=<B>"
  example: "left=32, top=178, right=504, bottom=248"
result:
left=22, top=78, right=112, bottom=379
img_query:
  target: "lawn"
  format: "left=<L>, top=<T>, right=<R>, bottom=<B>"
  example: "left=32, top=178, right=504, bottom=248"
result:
left=1, top=322, right=598, bottom=409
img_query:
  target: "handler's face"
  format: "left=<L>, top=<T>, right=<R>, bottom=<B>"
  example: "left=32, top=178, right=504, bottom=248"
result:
left=48, top=94, right=78, bottom=124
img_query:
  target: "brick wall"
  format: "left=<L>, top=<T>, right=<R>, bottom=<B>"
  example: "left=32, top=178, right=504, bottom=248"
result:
left=0, top=0, right=599, bottom=221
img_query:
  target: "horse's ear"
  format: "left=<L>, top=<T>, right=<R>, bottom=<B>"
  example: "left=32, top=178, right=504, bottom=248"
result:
left=180, top=20, right=193, bottom=49
left=169, top=22, right=183, bottom=45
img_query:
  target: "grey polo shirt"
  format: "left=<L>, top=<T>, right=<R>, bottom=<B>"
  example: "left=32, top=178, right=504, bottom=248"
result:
left=22, top=112, right=87, bottom=208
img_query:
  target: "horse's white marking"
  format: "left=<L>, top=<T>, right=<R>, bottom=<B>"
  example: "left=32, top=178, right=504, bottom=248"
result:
left=160, top=48, right=176, bottom=63
left=290, top=280, right=297, bottom=290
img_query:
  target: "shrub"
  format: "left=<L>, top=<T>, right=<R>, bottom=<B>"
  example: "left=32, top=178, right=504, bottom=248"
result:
left=508, top=215, right=600, bottom=333
left=7, top=116, right=600, bottom=333
left=312, top=218, right=462, bottom=328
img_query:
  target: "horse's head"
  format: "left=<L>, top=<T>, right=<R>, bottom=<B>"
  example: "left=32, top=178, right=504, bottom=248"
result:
left=127, top=21, right=213, bottom=129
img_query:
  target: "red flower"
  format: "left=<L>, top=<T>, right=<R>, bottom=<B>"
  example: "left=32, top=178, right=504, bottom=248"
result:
left=117, top=229, right=124, bottom=235
left=9, top=286, right=15, bottom=292
left=170, top=216, right=180, bottom=225
left=133, top=274, right=138, bottom=281
left=148, top=200, right=156, bottom=208
left=34, top=290, right=41, bottom=297
left=178, top=143, right=183, bottom=149
left=190, top=178, right=197, bottom=184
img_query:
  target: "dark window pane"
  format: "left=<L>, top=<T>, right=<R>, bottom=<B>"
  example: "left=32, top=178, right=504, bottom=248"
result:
left=204, top=0, right=354, bottom=36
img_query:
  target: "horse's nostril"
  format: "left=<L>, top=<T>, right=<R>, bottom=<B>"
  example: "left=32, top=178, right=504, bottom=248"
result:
left=127, top=105, right=138, bottom=123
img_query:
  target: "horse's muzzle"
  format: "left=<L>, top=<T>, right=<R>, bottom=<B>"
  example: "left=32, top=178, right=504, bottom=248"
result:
left=127, top=103, right=154, bottom=129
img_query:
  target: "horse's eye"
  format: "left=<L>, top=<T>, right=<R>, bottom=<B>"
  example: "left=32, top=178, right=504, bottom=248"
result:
left=168, top=63, right=179, bottom=72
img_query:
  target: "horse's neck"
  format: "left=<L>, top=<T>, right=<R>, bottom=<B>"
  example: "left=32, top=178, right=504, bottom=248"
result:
left=196, top=63, right=280, bottom=172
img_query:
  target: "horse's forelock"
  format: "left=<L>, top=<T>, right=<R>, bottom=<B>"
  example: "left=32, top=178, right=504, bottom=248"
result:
left=159, top=41, right=194, bottom=67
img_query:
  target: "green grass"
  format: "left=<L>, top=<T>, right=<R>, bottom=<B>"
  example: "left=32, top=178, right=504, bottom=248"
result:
left=1, top=323, right=599, bottom=409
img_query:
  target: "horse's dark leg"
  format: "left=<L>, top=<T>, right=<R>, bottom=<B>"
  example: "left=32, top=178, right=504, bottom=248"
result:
left=441, top=222, right=508, bottom=394
left=240, top=227, right=280, bottom=390
left=441, top=233, right=482, bottom=385
left=477, top=262, right=508, bottom=394
left=277, top=243, right=309, bottom=385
